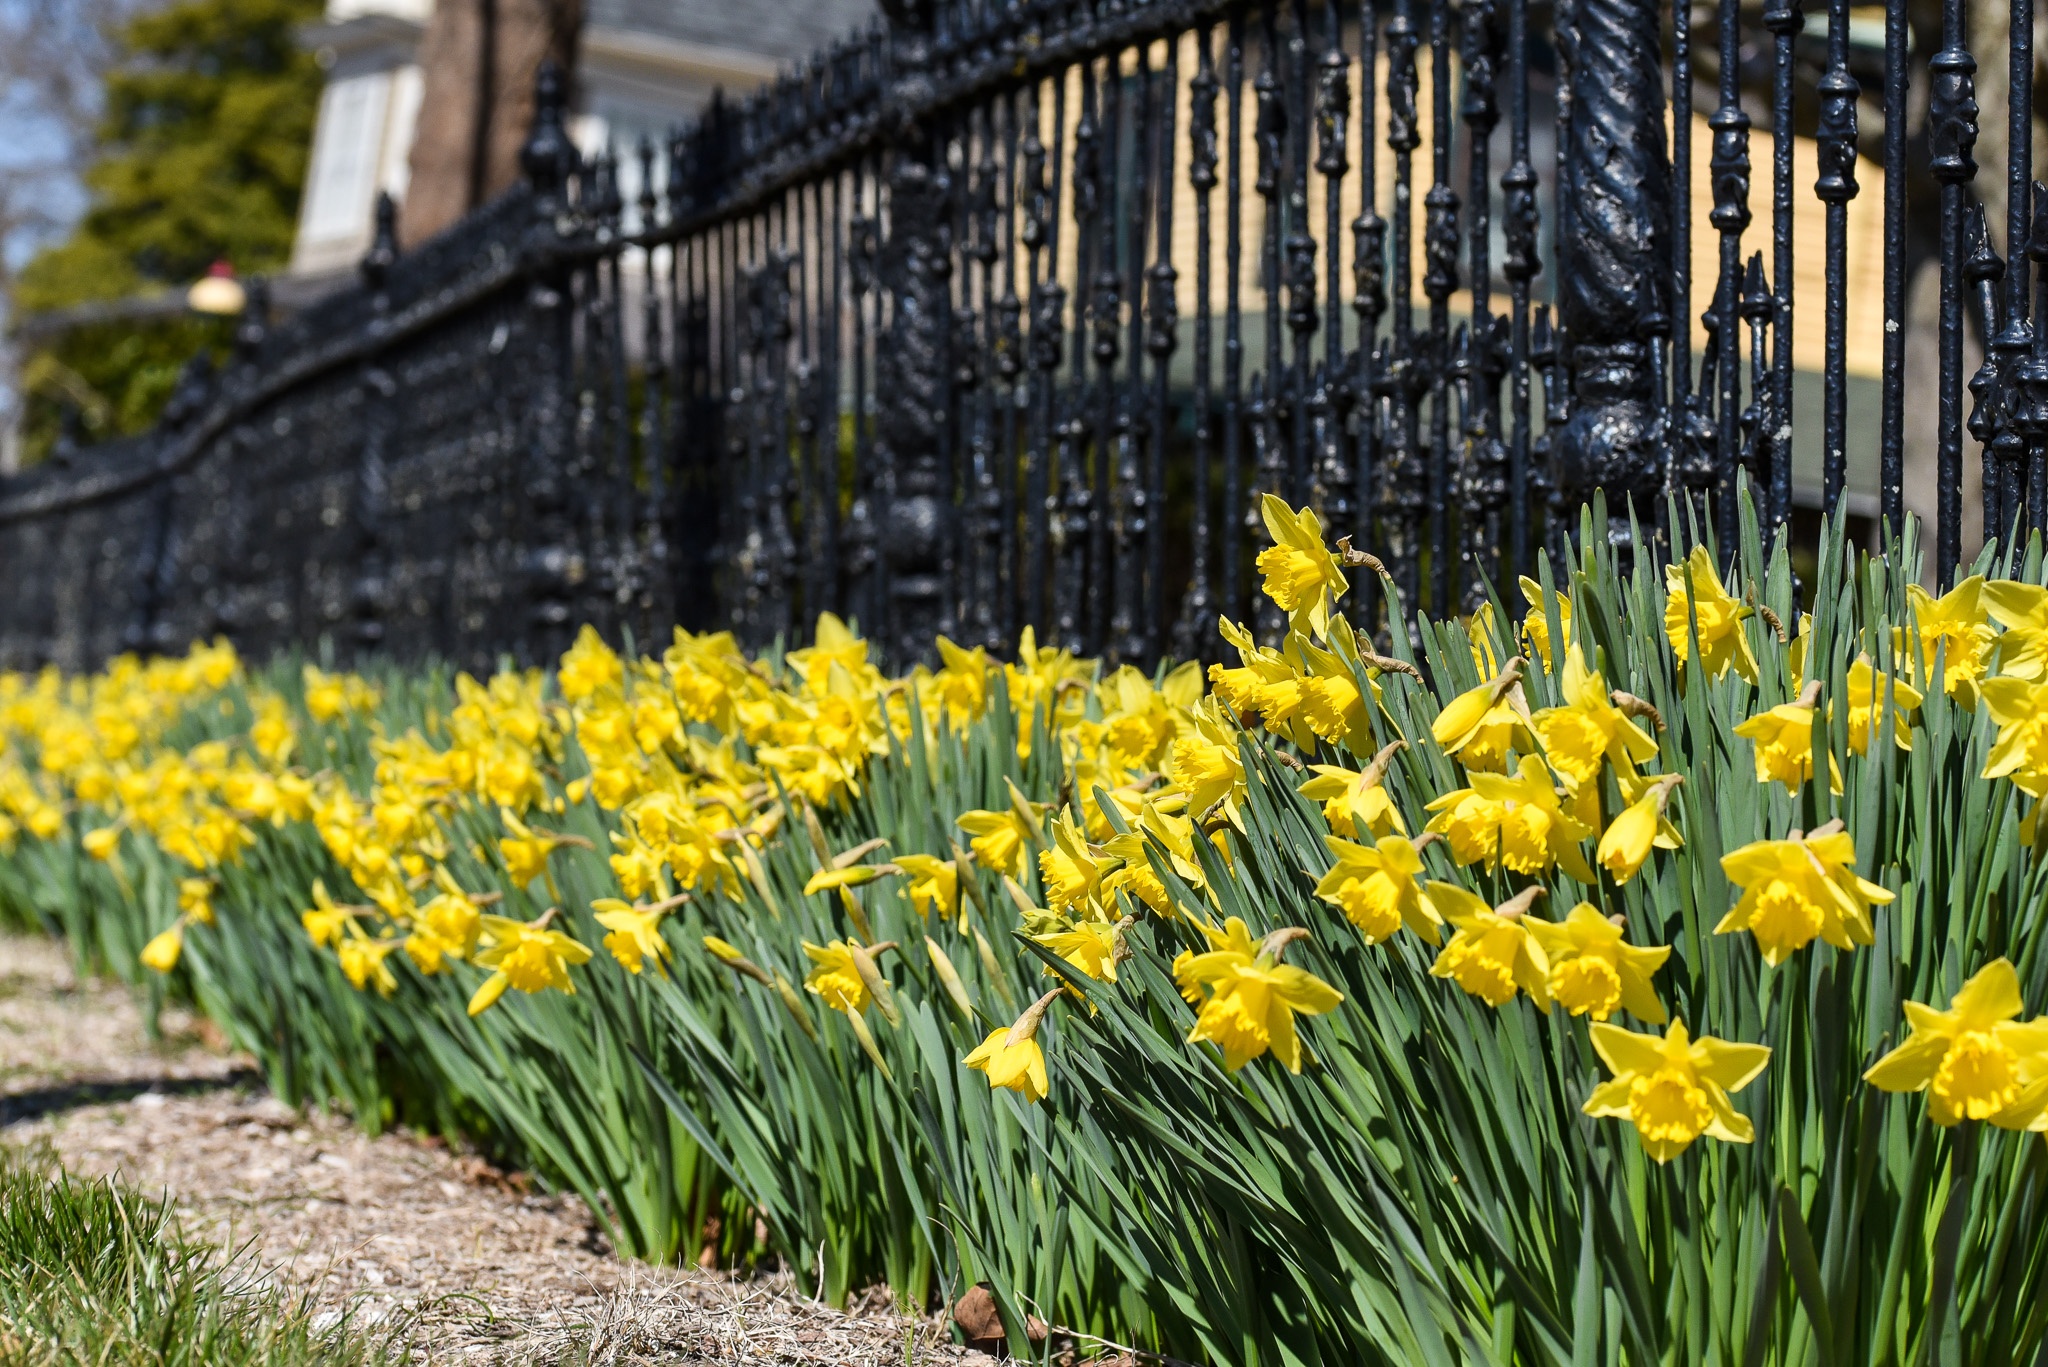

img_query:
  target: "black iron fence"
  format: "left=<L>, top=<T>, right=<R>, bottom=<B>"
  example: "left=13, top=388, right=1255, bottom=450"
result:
left=1, top=0, right=2036, bottom=673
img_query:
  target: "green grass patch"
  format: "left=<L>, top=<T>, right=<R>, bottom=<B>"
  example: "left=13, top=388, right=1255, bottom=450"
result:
left=0, top=1145, right=406, bottom=1367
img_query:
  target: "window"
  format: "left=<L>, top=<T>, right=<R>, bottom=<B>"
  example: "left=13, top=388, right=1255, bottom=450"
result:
left=301, top=72, right=392, bottom=245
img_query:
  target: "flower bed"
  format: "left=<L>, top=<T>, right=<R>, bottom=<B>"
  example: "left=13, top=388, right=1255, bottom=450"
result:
left=2, top=497, right=2042, bottom=1364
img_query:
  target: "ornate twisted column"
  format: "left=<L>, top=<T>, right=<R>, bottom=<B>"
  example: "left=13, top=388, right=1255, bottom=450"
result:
left=1553, top=0, right=1672, bottom=559
left=875, top=0, right=956, bottom=666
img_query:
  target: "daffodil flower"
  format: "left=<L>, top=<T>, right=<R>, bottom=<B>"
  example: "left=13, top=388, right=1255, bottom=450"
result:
left=1664, top=546, right=1758, bottom=683
left=1314, top=834, right=1442, bottom=945
left=1173, top=918, right=1342, bottom=1072
left=1980, top=675, right=2048, bottom=792
left=592, top=897, right=674, bottom=975
left=140, top=922, right=185, bottom=974
left=1716, top=821, right=1894, bottom=964
left=1734, top=680, right=1832, bottom=792
left=1254, top=495, right=1348, bottom=638
left=468, top=912, right=594, bottom=1015
left=1037, top=812, right=1113, bottom=914
left=1426, top=883, right=1550, bottom=1007
left=1526, top=903, right=1668, bottom=1021
left=1032, top=916, right=1125, bottom=983
left=1528, top=648, right=1659, bottom=790
left=1299, top=741, right=1409, bottom=839
left=1582, top=1021, right=1770, bottom=1162
left=893, top=853, right=962, bottom=924
left=1836, top=653, right=1922, bottom=755
left=1864, top=958, right=2048, bottom=1128
left=1432, top=657, right=1534, bottom=772
left=1517, top=576, right=1573, bottom=672
left=964, top=988, right=1063, bottom=1103
left=337, top=922, right=400, bottom=997
left=1895, top=575, right=1996, bottom=705
left=1595, top=773, right=1684, bottom=884
left=1424, top=753, right=1597, bottom=881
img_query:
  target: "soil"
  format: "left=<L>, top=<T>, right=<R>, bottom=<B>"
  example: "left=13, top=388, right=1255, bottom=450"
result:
left=0, top=933, right=991, bottom=1365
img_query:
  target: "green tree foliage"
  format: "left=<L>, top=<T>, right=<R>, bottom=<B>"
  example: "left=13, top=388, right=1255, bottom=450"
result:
left=14, top=0, right=322, bottom=464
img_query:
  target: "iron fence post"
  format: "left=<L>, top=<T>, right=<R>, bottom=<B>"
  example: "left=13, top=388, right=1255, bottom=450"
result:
left=876, top=0, right=956, bottom=667
left=1552, top=0, right=1672, bottom=568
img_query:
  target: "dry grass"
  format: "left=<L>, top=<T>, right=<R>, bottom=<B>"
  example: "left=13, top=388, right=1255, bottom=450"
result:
left=0, top=934, right=993, bottom=1364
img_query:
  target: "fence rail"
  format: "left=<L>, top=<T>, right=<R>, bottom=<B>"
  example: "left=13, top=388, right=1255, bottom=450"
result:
left=1, top=0, right=2035, bottom=673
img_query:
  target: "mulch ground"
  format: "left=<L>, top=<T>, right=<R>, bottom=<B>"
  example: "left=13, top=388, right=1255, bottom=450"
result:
left=0, top=933, right=998, bottom=1364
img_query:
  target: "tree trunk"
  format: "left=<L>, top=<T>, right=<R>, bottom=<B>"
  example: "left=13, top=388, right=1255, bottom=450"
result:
left=400, top=0, right=583, bottom=248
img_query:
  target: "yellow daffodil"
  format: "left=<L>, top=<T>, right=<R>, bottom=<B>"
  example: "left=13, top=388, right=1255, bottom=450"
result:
left=1595, top=774, right=1684, bottom=884
left=1528, top=648, right=1660, bottom=789
left=1734, top=681, right=1829, bottom=791
left=1517, top=576, right=1573, bottom=671
left=1038, top=812, right=1111, bottom=914
left=1432, top=657, right=1534, bottom=772
left=957, top=796, right=1044, bottom=877
left=1863, top=958, right=2048, bottom=1128
left=1173, top=918, right=1341, bottom=1072
left=140, top=922, right=184, bottom=974
left=1426, top=883, right=1551, bottom=1008
left=1664, top=546, right=1758, bottom=682
left=1033, top=915, right=1124, bottom=983
left=1582, top=1020, right=1770, bottom=1162
left=1424, top=753, right=1597, bottom=881
left=82, top=825, right=122, bottom=860
left=177, top=877, right=215, bottom=926
left=1254, top=495, right=1348, bottom=637
left=1168, top=700, right=1250, bottom=822
left=1299, top=741, right=1408, bottom=839
left=1980, top=675, right=2048, bottom=792
left=337, top=925, right=399, bottom=997
left=1896, top=575, right=1995, bottom=705
left=964, top=988, right=1062, bottom=1103
left=1314, top=834, right=1442, bottom=945
left=894, top=853, right=962, bottom=925
left=801, top=937, right=898, bottom=1016
left=300, top=879, right=358, bottom=949
left=592, top=897, right=674, bottom=975
left=1837, top=653, right=1922, bottom=754
left=1984, top=579, right=2048, bottom=679
left=558, top=624, right=625, bottom=702
left=1526, top=903, right=1668, bottom=1021
left=1716, top=822, right=1894, bottom=964
left=468, top=913, right=594, bottom=1015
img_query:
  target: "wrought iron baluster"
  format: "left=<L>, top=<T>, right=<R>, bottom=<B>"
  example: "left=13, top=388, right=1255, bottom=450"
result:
left=1815, top=0, right=1857, bottom=510
left=1929, top=0, right=1978, bottom=582
left=1093, top=51, right=1123, bottom=659
left=997, top=89, right=1022, bottom=646
left=1352, top=0, right=1384, bottom=628
left=1501, top=0, right=1537, bottom=576
left=1709, top=0, right=1749, bottom=549
left=1313, top=0, right=1352, bottom=546
left=1057, top=63, right=1098, bottom=656
left=1111, top=43, right=1151, bottom=664
left=968, top=106, right=1006, bottom=651
left=1286, top=0, right=1318, bottom=513
left=1145, top=37, right=1175, bottom=654
left=1176, top=24, right=1219, bottom=661
left=1880, top=0, right=1907, bottom=532
left=1383, top=0, right=1422, bottom=610
left=845, top=171, right=881, bottom=637
left=1460, top=0, right=1505, bottom=602
left=636, top=137, right=670, bottom=632
left=2008, top=0, right=2037, bottom=538
left=1250, top=3, right=1290, bottom=643
left=1963, top=207, right=2015, bottom=546
left=2017, top=183, right=2048, bottom=531
left=1424, top=0, right=1458, bottom=610
left=819, top=175, right=842, bottom=620
left=1765, top=0, right=1802, bottom=539
left=1024, top=78, right=1063, bottom=637
left=1223, top=16, right=1246, bottom=624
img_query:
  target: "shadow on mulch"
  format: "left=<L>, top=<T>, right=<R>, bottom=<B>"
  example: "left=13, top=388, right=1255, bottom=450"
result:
left=1, top=1068, right=262, bottom=1127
